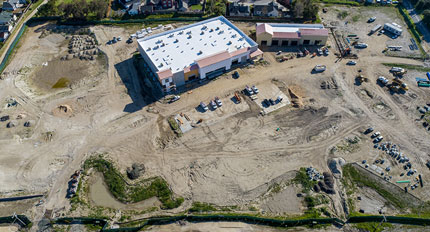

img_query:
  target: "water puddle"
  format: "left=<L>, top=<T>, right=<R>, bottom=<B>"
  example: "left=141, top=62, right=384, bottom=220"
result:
left=89, top=173, right=160, bottom=210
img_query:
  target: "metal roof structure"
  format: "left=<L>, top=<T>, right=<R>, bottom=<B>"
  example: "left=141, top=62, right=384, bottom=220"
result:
left=138, top=16, right=257, bottom=73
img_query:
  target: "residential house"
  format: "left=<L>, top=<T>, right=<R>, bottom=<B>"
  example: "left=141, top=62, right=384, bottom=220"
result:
left=119, top=0, right=142, bottom=10
left=128, top=2, right=141, bottom=15
left=2, top=0, right=27, bottom=11
left=253, top=0, right=286, bottom=17
left=176, top=0, right=188, bottom=11
left=0, top=11, right=16, bottom=42
left=228, top=1, right=250, bottom=16
left=140, top=0, right=156, bottom=13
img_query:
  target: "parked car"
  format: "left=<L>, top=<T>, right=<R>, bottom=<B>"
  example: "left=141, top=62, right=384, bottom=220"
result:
left=232, top=71, right=239, bottom=79
left=215, top=97, right=222, bottom=107
left=368, top=17, right=376, bottom=23
left=169, top=95, right=180, bottom=103
left=313, top=65, right=326, bottom=72
left=373, top=136, right=384, bottom=143
left=365, top=127, right=374, bottom=134
left=317, top=49, right=323, bottom=55
left=200, top=102, right=208, bottom=111
left=347, top=61, right=357, bottom=65
left=245, top=85, right=254, bottom=95
left=371, top=131, right=381, bottom=138
left=377, top=76, right=389, bottom=85
left=355, top=43, right=368, bottom=49
left=252, top=85, right=259, bottom=94
left=117, top=36, right=122, bottom=41
left=210, top=100, right=217, bottom=110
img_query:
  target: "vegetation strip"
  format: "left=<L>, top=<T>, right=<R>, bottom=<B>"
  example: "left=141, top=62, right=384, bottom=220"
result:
left=83, top=156, right=184, bottom=209
left=382, top=63, right=430, bottom=72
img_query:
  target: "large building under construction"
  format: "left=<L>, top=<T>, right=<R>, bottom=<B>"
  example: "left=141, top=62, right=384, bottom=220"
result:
left=137, top=16, right=262, bottom=93
left=256, top=23, right=329, bottom=47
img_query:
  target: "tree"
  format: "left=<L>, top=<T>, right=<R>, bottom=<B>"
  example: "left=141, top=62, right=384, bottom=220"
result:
left=90, top=0, right=109, bottom=19
left=303, top=0, right=318, bottom=19
left=423, top=9, right=430, bottom=27
left=36, top=0, right=58, bottom=17
left=292, top=0, right=304, bottom=18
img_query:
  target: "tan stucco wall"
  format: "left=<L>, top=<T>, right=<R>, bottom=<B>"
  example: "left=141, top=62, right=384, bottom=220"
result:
left=256, top=32, right=273, bottom=46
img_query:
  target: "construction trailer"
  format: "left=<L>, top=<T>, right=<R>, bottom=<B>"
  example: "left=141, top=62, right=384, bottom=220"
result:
left=370, top=24, right=382, bottom=34
left=383, top=23, right=403, bottom=36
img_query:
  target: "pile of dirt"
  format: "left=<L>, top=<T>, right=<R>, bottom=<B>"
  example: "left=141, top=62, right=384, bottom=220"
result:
left=53, top=104, right=73, bottom=117
left=318, top=172, right=335, bottom=194
left=288, top=88, right=303, bottom=108
left=127, top=163, right=145, bottom=180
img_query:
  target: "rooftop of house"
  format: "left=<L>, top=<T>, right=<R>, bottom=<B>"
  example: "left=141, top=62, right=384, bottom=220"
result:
left=256, top=23, right=328, bottom=38
left=138, top=16, right=257, bottom=74
left=229, top=2, right=250, bottom=14
left=0, top=11, right=13, bottom=24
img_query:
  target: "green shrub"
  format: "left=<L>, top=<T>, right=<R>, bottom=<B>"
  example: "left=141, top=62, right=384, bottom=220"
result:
left=83, top=156, right=183, bottom=209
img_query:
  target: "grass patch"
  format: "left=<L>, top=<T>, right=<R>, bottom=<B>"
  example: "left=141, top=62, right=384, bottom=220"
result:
left=83, top=155, right=183, bottom=209
left=293, top=167, right=317, bottom=193
left=189, top=202, right=218, bottom=212
left=317, top=0, right=360, bottom=6
left=305, top=195, right=329, bottom=208
left=342, top=164, right=406, bottom=209
left=382, top=63, right=430, bottom=72
left=190, top=4, right=203, bottom=10
left=337, top=10, right=349, bottom=19
left=52, top=77, right=70, bottom=88
left=353, top=222, right=393, bottom=232
left=352, top=15, right=360, bottom=22
left=167, top=117, right=183, bottom=137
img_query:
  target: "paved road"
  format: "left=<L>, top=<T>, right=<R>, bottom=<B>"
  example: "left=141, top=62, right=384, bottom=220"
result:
left=0, top=0, right=47, bottom=67
left=403, top=0, right=430, bottom=50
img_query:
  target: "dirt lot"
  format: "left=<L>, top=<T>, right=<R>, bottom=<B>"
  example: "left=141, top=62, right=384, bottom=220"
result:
left=320, top=6, right=421, bottom=58
left=1, top=6, right=430, bottom=230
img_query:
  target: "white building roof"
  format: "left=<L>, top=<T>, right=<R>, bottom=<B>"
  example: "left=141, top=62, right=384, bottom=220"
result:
left=137, top=16, right=257, bottom=73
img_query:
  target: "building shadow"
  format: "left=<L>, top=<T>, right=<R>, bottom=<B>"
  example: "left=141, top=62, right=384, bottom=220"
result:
left=115, top=58, right=159, bottom=113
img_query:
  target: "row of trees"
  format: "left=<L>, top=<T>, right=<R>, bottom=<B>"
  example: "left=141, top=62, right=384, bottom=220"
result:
left=291, top=0, right=319, bottom=20
left=37, top=0, right=108, bottom=20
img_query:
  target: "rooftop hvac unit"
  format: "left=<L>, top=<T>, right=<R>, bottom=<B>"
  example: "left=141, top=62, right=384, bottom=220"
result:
left=174, top=39, right=179, bottom=43
left=179, top=31, right=184, bottom=35
left=216, top=27, right=220, bottom=30
left=232, top=34, right=237, bottom=38
left=198, top=50, right=203, bottom=55
left=218, top=30, right=224, bottom=35
left=188, top=35, right=192, bottom=39
left=168, top=34, right=174, bottom=38
left=202, top=25, right=207, bottom=30
left=154, top=45, right=159, bottom=49
left=161, top=43, right=165, bottom=47
left=187, top=31, right=192, bottom=34
left=159, top=63, right=164, bottom=68
left=227, top=41, right=232, bottom=45
left=146, top=47, right=151, bottom=51
left=239, top=37, right=244, bottom=41
left=201, top=31, right=204, bottom=35
left=209, top=29, right=214, bottom=32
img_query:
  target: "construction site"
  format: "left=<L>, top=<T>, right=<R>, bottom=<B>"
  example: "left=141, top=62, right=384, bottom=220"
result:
left=1, top=3, right=430, bottom=231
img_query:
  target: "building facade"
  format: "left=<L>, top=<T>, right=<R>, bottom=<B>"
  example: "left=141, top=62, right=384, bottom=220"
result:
left=137, top=16, right=262, bottom=92
left=256, top=23, right=328, bottom=46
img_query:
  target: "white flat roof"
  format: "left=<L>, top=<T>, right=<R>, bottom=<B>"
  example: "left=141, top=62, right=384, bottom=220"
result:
left=268, top=23, right=325, bottom=33
left=138, top=16, right=257, bottom=73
